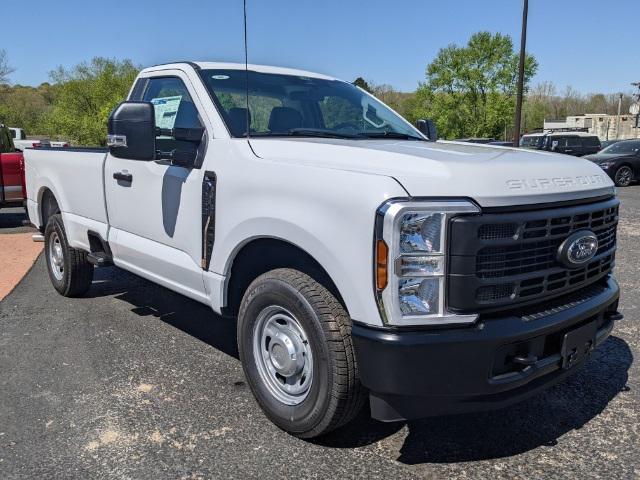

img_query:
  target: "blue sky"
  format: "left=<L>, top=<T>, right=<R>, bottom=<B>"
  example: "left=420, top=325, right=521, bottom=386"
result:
left=3, top=0, right=638, bottom=94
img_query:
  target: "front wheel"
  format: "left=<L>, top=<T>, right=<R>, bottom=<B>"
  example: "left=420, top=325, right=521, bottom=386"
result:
left=614, top=165, right=633, bottom=187
left=44, top=214, right=94, bottom=297
left=237, top=268, right=365, bottom=438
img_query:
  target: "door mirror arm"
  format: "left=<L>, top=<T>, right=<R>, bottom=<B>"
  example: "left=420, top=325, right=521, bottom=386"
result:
left=156, top=149, right=197, bottom=168
left=156, top=126, right=204, bottom=143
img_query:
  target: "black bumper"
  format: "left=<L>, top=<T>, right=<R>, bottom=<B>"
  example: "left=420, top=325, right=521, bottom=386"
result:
left=352, top=277, right=621, bottom=422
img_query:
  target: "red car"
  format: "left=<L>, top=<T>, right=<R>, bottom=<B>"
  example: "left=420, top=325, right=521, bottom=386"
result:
left=0, top=124, right=26, bottom=209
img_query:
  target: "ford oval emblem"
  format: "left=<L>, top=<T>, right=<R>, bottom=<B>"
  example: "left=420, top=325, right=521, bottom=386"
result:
left=557, top=230, right=599, bottom=268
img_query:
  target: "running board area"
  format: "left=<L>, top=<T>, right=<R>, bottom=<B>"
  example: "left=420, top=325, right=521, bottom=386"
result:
left=87, top=230, right=113, bottom=267
left=87, top=252, right=113, bottom=267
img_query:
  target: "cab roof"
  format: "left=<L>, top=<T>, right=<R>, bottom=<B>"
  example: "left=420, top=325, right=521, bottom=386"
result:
left=141, top=61, right=338, bottom=81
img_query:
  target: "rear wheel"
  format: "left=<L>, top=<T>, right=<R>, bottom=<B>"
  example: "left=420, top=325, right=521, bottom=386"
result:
left=44, top=214, right=93, bottom=297
left=614, top=165, right=633, bottom=187
left=237, top=268, right=365, bottom=438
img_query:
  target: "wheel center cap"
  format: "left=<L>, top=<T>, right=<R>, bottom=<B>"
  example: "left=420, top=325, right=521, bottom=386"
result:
left=269, top=332, right=303, bottom=376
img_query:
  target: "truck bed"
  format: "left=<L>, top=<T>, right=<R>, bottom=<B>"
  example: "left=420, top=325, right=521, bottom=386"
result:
left=25, top=147, right=109, bottom=250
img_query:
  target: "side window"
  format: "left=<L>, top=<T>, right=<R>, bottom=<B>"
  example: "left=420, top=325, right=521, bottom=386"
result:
left=142, top=77, right=203, bottom=130
left=583, top=136, right=600, bottom=147
left=566, top=137, right=581, bottom=147
left=142, top=77, right=205, bottom=166
left=552, top=137, right=568, bottom=148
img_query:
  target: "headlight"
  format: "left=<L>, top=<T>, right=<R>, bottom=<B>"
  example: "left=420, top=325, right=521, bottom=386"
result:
left=598, top=161, right=614, bottom=170
left=374, top=200, right=479, bottom=326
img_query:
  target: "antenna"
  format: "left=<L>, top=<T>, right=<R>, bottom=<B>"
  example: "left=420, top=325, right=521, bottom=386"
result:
left=243, top=0, right=250, bottom=139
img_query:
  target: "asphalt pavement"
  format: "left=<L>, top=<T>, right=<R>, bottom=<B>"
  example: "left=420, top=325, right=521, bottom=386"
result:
left=1, top=190, right=639, bottom=479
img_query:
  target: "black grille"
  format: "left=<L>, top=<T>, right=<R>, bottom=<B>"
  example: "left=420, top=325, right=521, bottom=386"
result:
left=477, top=222, right=616, bottom=279
left=448, top=197, right=619, bottom=313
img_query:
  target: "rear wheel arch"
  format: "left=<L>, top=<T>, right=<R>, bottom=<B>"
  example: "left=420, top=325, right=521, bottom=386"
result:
left=39, top=188, right=60, bottom=228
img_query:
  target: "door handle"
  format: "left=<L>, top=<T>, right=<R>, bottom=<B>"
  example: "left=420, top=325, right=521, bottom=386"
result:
left=113, top=171, right=133, bottom=183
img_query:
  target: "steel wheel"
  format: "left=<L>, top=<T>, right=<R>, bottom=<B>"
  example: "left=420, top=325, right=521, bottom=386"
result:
left=48, top=231, right=65, bottom=281
left=615, top=166, right=633, bottom=187
left=252, top=305, right=313, bottom=405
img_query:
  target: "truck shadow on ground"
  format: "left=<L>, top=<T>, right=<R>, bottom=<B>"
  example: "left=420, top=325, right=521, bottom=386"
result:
left=87, top=266, right=632, bottom=464
left=88, top=267, right=239, bottom=359
left=0, top=209, right=30, bottom=231
left=319, top=337, right=633, bottom=463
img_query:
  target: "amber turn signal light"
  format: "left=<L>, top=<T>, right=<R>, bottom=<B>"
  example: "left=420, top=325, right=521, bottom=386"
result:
left=376, top=239, right=388, bottom=290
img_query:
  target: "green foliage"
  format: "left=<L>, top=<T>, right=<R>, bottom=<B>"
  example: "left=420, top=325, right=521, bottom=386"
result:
left=0, top=84, right=52, bottom=135
left=45, top=57, right=139, bottom=146
left=410, top=32, right=537, bottom=139
left=353, top=77, right=372, bottom=93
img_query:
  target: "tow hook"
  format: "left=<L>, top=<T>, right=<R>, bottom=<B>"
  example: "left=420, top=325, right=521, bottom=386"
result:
left=605, top=311, right=624, bottom=321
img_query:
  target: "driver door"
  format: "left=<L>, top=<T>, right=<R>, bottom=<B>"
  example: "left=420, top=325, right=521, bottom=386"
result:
left=104, top=72, right=209, bottom=302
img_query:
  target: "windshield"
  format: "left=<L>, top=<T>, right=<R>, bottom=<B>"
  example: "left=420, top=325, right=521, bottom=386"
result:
left=199, top=69, right=424, bottom=140
left=520, top=135, right=543, bottom=148
left=601, top=140, right=640, bottom=155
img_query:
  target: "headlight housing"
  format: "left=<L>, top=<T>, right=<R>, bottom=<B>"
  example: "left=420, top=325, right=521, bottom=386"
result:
left=374, top=200, right=480, bottom=326
left=598, top=161, right=614, bottom=170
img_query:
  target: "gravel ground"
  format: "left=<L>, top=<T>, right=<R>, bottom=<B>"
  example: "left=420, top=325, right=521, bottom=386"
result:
left=0, top=190, right=638, bottom=479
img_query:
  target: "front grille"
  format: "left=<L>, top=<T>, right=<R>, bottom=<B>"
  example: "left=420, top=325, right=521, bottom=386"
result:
left=448, top=197, right=619, bottom=313
left=476, top=205, right=617, bottom=279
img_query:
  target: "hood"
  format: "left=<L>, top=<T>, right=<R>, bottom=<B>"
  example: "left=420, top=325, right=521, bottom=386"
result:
left=584, top=152, right=635, bottom=162
left=249, top=138, right=615, bottom=208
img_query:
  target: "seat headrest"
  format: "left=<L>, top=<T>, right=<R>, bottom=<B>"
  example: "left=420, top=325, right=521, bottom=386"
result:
left=268, top=107, right=303, bottom=133
left=174, top=100, right=201, bottom=129
left=228, top=108, right=251, bottom=136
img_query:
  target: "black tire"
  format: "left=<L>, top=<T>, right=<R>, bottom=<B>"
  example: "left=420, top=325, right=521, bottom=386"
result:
left=44, top=214, right=94, bottom=297
left=614, top=165, right=633, bottom=187
left=237, top=268, right=365, bottom=438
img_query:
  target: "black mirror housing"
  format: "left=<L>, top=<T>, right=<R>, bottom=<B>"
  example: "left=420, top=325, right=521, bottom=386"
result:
left=108, top=102, right=156, bottom=160
left=416, top=119, right=438, bottom=141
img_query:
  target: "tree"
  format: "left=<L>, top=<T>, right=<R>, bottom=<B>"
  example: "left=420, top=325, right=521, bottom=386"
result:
left=0, top=85, right=51, bottom=134
left=0, top=49, right=14, bottom=84
left=353, top=77, right=372, bottom=93
left=45, top=57, right=139, bottom=145
left=410, top=32, right=537, bottom=139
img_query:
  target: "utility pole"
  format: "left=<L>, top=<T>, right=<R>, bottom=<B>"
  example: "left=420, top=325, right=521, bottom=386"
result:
left=513, top=0, right=529, bottom=146
left=615, top=93, right=622, bottom=140
left=632, top=82, right=640, bottom=139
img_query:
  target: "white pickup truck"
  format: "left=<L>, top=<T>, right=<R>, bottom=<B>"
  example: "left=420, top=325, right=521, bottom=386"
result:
left=25, top=62, right=622, bottom=438
left=10, top=127, right=68, bottom=151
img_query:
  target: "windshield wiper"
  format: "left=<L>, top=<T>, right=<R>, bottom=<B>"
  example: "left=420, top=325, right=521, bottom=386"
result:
left=249, top=129, right=359, bottom=139
left=357, top=131, right=425, bottom=141
left=287, top=128, right=360, bottom=139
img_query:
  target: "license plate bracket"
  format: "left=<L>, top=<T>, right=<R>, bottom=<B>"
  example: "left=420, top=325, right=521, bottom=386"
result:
left=561, top=321, right=597, bottom=369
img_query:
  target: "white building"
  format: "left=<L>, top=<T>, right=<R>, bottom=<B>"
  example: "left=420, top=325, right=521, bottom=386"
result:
left=544, top=114, right=639, bottom=140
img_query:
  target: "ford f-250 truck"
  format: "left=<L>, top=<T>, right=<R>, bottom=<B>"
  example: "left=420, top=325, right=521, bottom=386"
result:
left=25, top=62, right=622, bottom=438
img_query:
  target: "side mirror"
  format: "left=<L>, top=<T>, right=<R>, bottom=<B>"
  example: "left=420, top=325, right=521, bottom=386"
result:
left=107, top=102, right=156, bottom=160
left=416, top=119, right=438, bottom=141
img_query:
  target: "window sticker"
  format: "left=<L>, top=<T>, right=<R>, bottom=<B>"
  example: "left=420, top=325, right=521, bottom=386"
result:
left=151, top=95, right=182, bottom=129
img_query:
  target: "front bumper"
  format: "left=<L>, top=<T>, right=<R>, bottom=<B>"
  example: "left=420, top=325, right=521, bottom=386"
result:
left=352, top=276, right=621, bottom=422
